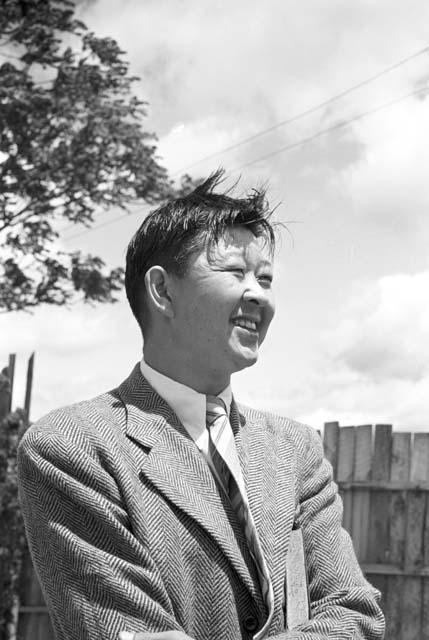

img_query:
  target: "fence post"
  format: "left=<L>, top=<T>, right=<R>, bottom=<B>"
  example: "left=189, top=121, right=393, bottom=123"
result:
left=0, top=366, right=11, bottom=422
left=385, top=431, right=411, bottom=638
left=23, top=353, right=34, bottom=426
left=402, top=433, right=429, bottom=640
left=1, top=355, right=40, bottom=640
left=323, top=421, right=339, bottom=477
left=0, top=358, right=20, bottom=640
left=351, top=424, right=372, bottom=561
left=7, top=355, right=16, bottom=414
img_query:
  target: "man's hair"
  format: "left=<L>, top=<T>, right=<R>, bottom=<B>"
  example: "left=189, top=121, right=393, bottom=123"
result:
left=125, top=169, right=276, bottom=332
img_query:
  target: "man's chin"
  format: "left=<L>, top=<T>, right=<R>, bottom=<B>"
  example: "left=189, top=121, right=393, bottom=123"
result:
left=232, top=347, right=259, bottom=371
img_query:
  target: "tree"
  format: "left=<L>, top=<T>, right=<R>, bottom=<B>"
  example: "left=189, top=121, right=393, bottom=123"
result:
left=0, top=0, right=175, bottom=311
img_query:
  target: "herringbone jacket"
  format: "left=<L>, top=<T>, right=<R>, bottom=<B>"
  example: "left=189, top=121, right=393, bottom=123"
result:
left=17, top=365, right=384, bottom=640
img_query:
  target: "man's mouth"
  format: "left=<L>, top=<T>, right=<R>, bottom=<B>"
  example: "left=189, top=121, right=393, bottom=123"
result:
left=232, top=317, right=259, bottom=332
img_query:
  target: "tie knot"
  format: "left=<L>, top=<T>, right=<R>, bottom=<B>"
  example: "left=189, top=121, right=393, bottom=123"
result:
left=206, top=395, right=227, bottom=426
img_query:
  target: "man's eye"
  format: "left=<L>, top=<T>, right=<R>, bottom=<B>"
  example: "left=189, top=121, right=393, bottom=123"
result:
left=258, top=275, right=273, bottom=286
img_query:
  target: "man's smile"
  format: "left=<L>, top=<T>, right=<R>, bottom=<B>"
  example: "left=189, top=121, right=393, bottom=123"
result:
left=231, top=315, right=260, bottom=333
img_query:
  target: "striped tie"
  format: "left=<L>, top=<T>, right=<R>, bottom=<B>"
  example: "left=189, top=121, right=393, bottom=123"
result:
left=206, top=396, right=274, bottom=639
left=205, top=397, right=233, bottom=495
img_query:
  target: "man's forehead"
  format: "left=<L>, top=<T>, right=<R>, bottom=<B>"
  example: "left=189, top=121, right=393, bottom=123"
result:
left=207, top=228, right=273, bottom=264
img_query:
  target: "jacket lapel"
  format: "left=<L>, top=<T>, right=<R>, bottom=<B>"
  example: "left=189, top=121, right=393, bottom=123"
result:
left=118, top=365, right=262, bottom=605
left=233, top=403, right=297, bottom=609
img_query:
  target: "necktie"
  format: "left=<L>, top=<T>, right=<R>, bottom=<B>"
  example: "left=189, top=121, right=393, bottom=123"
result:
left=205, top=396, right=234, bottom=496
left=205, top=396, right=274, bottom=639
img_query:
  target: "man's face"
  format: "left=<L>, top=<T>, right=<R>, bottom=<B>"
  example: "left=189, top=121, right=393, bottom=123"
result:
left=169, top=225, right=275, bottom=390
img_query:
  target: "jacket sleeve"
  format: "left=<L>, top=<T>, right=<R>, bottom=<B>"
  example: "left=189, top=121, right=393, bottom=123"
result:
left=274, top=425, right=385, bottom=640
left=17, top=426, right=184, bottom=640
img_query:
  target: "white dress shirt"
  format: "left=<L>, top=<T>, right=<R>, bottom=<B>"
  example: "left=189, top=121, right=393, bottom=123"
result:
left=140, top=357, right=232, bottom=459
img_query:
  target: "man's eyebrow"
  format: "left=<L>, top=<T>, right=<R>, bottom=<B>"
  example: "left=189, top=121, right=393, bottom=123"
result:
left=258, top=259, right=273, bottom=269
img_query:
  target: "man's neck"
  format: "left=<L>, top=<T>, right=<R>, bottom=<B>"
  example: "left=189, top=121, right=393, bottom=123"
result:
left=143, top=348, right=230, bottom=396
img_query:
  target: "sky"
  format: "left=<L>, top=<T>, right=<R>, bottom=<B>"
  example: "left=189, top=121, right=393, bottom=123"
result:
left=2, top=0, right=429, bottom=431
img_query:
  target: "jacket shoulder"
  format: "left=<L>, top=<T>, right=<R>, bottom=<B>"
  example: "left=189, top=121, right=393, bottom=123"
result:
left=18, top=387, right=125, bottom=455
left=238, top=404, right=322, bottom=454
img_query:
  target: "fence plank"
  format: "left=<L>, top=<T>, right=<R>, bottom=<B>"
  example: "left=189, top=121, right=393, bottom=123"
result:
left=18, top=612, right=54, bottom=640
left=390, top=432, right=411, bottom=565
left=323, top=421, right=339, bottom=477
left=337, top=426, right=355, bottom=534
left=423, top=493, right=429, bottom=640
left=8, top=353, right=16, bottom=413
left=402, top=580, right=423, bottom=640
left=24, top=352, right=35, bottom=425
left=385, top=432, right=411, bottom=639
left=368, top=425, right=392, bottom=562
left=414, top=434, right=429, bottom=640
left=367, top=424, right=392, bottom=617
left=0, top=366, right=11, bottom=421
left=351, top=425, right=372, bottom=562
left=402, top=433, right=429, bottom=640
left=17, top=547, right=55, bottom=640
left=411, top=433, right=429, bottom=482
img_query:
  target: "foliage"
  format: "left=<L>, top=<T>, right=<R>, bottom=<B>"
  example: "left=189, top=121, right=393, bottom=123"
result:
left=0, top=402, right=28, bottom=640
left=0, top=0, right=175, bottom=311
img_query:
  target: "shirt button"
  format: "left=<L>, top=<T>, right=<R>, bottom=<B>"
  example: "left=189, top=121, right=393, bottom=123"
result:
left=243, top=616, right=259, bottom=633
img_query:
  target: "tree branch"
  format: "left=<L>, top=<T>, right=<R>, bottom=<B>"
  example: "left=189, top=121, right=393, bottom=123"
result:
left=0, top=202, right=33, bottom=232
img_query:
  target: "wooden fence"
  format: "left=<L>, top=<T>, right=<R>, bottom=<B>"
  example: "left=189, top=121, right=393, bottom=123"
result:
left=0, top=353, right=40, bottom=640
left=324, top=421, right=429, bottom=640
left=1, top=356, right=428, bottom=639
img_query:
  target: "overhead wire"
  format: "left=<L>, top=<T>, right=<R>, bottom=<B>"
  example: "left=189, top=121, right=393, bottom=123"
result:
left=60, top=46, right=429, bottom=241
left=63, top=203, right=150, bottom=241
left=63, top=82, right=429, bottom=241
left=171, top=45, right=429, bottom=176
left=230, top=83, right=429, bottom=173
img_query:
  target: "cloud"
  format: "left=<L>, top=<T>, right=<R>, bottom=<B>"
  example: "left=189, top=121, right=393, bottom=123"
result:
left=274, top=271, right=429, bottom=430
left=293, top=367, right=429, bottom=432
left=0, top=296, right=141, bottom=420
left=330, top=271, right=429, bottom=381
left=346, top=97, right=429, bottom=230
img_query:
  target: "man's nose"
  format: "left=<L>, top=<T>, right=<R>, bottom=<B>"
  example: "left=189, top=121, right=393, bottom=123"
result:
left=242, top=278, right=271, bottom=307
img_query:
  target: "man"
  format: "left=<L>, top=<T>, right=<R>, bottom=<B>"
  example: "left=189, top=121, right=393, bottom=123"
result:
left=18, top=171, right=384, bottom=640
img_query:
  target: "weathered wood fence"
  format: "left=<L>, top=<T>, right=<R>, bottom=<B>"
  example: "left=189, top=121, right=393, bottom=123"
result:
left=0, top=353, right=39, bottom=640
left=0, top=354, right=55, bottom=640
left=1, top=355, right=428, bottom=639
left=324, top=421, right=429, bottom=640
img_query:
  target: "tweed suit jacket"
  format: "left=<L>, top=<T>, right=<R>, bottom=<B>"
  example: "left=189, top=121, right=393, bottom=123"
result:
left=18, top=364, right=385, bottom=640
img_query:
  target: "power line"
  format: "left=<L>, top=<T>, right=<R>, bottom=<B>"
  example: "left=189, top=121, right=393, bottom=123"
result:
left=63, top=204, right=150, bottom=241
left=39, top=44, right=429, bottom=243
left=229, top=84, right=429, bottom=173
left=63, top=83, right=429, bottom=242
left=172, top=44, right=429, bottom=176
left=61, top=197, right=148, bottom=236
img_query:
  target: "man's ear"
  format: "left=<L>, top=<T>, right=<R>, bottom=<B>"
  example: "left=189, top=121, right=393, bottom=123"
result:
left=144, top=266, right=174, bottom=318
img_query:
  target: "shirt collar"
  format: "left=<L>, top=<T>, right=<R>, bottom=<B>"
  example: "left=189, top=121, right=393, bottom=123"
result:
left=140, top=357, right=232, bottom=442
